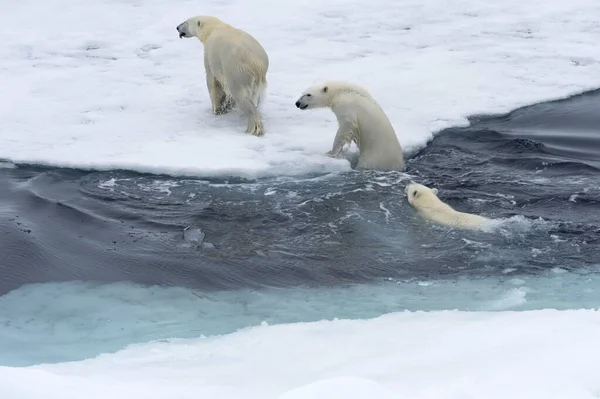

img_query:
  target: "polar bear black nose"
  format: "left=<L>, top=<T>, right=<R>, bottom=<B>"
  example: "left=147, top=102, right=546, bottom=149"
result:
left=295, top=101, right=301, bottom=108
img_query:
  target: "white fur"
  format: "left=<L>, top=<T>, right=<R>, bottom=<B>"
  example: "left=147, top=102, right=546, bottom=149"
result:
left=405, top=183, right=490, bottom=231
left=176, top=16, right=269, bottom=136
left=295, top=81, right=405, bottom=171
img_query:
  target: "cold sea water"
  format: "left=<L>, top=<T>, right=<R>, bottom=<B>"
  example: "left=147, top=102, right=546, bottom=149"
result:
left=1, top=89, right=599, bottom=366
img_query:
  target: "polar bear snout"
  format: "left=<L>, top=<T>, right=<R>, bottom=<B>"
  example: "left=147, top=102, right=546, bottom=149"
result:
left=295, top=96, right=309, bottom=110
left=295, top=100, right=308, bottom=110
left=176, top=21, right=192, bottom=38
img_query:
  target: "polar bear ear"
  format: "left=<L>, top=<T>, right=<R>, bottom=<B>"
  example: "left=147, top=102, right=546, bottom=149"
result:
left=322, top=86, right=328, bottom=93
left=431, top=188, right=439, bottom=195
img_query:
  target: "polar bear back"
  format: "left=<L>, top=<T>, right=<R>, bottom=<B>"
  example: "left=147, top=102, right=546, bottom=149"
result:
left=204, top=26, right=268, bottom=92
left=332, top=90, right=404, bottom=171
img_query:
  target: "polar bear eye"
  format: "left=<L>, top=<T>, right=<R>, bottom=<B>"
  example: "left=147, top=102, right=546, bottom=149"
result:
left=306, top=94, right=311, bottom=97
left=322, top=86, right=328, bottom=93
left=412, top=190, right=418, bottom=197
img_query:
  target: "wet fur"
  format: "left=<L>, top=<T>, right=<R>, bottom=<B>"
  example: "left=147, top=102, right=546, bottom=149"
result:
left=405, top=183, right=490, bottom=230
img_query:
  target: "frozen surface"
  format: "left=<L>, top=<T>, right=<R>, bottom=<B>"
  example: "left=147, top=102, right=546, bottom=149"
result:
left=3, top=0, right=600, bottom=396
left=2, top=269, right=600, bottom=366
left=2, top=309, right=600, bottom=399
left=2, top=0, right=600, bottom=177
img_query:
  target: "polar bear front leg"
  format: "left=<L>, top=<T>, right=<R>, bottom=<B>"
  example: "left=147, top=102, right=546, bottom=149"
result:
left=204, top=54, right=223, bottom=114
left=212, top=79, right=235, bottom=115
left=326, top=121, right=355, bottom=157
left=205, top=72, right=230, bottom=115
left=205, top=71, right=218, bottom=113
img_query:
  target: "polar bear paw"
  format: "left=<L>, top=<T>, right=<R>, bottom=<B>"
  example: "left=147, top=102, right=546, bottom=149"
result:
left=247, top=119, right=264, bottom=137
left=214, top=96, right=235, bottom=115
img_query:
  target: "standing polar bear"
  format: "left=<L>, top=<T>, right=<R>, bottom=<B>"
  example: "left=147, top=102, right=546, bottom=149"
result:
left=405, top=182, right=492, bottom=231
left=176, top=16, right=269, bottom=136
left=295, top=81, right=405, bottom=171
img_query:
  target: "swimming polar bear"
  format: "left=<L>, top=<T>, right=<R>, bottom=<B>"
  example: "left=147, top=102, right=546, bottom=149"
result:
left=295, top=81, right=405, bottom=171
left=405, top=183, right=492, bottom=231
left=176, top=16, right=269, bottom=136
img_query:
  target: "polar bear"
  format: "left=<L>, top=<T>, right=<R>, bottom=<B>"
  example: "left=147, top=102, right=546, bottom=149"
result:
left=405, top=183, right=491, bottom=231
left=176, top=16, right=269, bottom=136
left=294, top=81, right=405, bottom=171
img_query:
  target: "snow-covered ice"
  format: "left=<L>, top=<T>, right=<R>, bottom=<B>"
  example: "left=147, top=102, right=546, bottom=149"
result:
left=2, top=0, right=600, bottom=397
left=2, top=309, right=600, bottom=399
left=1, top=0, right=600, bottom=178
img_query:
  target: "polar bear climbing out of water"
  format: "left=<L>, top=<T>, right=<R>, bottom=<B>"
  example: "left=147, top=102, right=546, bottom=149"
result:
left=294, top=81, right=405, bottom=171
left=405, top=182, right=491, bottom=231
left=176, top=16, right=269, bottom=136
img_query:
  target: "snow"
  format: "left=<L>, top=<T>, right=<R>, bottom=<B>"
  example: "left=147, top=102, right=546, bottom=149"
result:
left=2, top=0, right=600, bottom=178
left=1, top=309, right=600, bottom=398
left=2, top=0, right=600, bottom=397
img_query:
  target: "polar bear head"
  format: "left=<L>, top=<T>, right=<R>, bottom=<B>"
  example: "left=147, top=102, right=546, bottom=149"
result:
left=404, top=183, right=440, bottom=209
left=294, top=83, right=331, bottom=110
left=295, top=81, right=373, bottom=110
left=176, top=16, right=226, bottom=43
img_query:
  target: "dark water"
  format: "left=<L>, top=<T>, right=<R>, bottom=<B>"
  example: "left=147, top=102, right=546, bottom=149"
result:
left=1, top=89, right=599, bottom=296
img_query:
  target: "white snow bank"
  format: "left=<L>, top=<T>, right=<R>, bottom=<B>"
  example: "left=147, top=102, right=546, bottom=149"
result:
left=278, top=377, right=396, bottom=399
left=1, top=309, right=600, bottom=398
left=1, top=0, right=599, bottom=177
